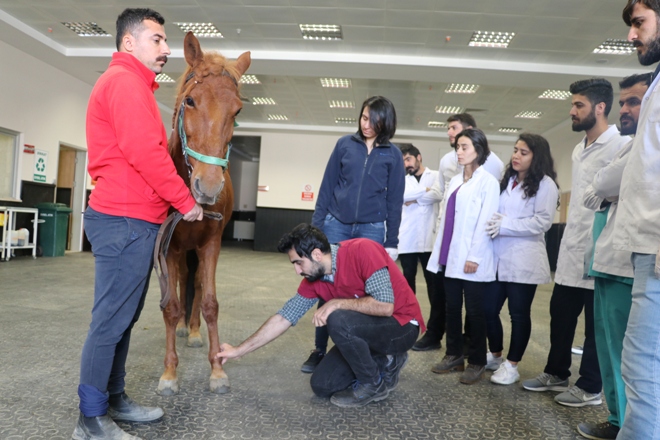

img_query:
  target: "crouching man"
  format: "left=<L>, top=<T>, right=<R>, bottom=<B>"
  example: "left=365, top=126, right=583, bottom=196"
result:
left=216, top=223, right=425, bottom=407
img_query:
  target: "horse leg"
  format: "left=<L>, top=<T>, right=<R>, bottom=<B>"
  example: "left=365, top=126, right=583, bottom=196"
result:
left=186, top=271, right=204, bottom=348
left=175, top=252, right=189, bottom=338
left=158, top=249, right=183, bottom=396
left=198, top=242, right=229, bottom=394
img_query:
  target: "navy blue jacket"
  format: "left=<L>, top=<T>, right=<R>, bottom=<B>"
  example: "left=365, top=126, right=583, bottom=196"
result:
left=311, top=133, right=405, bottom=248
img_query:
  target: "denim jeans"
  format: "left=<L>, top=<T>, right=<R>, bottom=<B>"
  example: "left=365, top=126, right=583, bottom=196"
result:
left=78, top=207, right=159, bottom=416
left=314, top=214, right=386, bottom=352
left=484, top=281, right=537, bottom=362
left=399, top=252, right=445, bottom=341
left=310, top=310, right=419, bottom=397
left=619, top=253, right=660, bottom=440
left=444, top=277, right=490, bottom=366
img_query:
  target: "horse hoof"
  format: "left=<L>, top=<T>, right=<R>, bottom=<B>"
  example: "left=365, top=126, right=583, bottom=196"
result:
left=176, top=327, right=189, bottom=338
left=157, top=379, right=179, bottom=396
left=186, top=336, right=203, bottom=347
left=210, top=377, right=230, bottom=394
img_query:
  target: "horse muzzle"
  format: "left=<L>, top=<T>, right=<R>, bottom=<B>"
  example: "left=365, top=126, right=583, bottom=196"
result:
left=192, top=175, right=224, bottom=205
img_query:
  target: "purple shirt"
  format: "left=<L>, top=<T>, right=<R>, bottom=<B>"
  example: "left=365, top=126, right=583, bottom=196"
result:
left=439, top=185, right=462, bottom=266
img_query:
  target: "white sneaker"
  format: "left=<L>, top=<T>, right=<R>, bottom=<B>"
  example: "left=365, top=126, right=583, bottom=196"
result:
left=486, top=352, right=503, bottom=371
left=490, top=360, right=520, bottom=385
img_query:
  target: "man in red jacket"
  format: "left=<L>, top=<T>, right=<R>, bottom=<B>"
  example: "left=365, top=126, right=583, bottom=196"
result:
left=73, top=8, right=202, bottom=440
left=216, top=224, right=425, bottom=408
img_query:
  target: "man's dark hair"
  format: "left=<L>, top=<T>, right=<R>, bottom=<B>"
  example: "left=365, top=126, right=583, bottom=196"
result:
left=446, top=113, right=477, bottom=129
left=277, top=224, right=330, bottom=259
left=500, top=133, right=559, bottom=201
left=116, top=8, right=165, bottom=51
left=569, top=78, right=614, bottom=116
left=455, top=128, right=490, bottom=166
left=619, top=72, right=653, bottom=89
left=358, top=96, right=397, bottom=145
left=623, top=0, right=660, bottom=26
left=399, top=144, right=421, bottom=158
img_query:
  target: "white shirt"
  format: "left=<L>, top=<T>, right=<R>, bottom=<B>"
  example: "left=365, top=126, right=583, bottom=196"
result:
left=614, top=73, right=660, bottom=255
left=493, top=175, right=559, bottom=285
left=398, top=167, right=442, bottom=254
left=427, top=166, right=500, bottom=282
left=555, top=125, right=630, bottom=288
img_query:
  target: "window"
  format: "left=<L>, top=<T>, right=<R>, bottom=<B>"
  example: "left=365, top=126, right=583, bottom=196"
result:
left=0, top=127, right=21, bottom=201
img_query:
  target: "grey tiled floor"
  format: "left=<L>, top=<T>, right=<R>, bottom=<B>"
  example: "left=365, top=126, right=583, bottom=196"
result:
left=0, top=242, right=607, bottom=439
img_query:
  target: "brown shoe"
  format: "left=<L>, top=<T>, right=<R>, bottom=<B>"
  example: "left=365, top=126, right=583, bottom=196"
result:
left=431, top=355, right=465, bottom=374
left=459, top=364, right=485, bottom=384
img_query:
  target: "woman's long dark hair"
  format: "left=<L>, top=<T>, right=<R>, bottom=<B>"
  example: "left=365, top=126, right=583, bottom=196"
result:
left=500, top=133, right=558, bottom=199
left=357, top=96, right=397, bottom=145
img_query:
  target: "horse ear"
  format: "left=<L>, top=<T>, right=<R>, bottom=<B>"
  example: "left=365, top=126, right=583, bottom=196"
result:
left=184, top=31, right=203, bottom=67
left=234, top=51, right=251, bottom=76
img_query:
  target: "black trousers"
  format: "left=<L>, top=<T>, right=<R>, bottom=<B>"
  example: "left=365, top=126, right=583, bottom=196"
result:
left=399, top=252, right=446, bottom=341
left=544, top=283, right=602, bottom=393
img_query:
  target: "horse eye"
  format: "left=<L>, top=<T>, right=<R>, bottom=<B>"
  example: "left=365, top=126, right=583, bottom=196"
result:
left=185, top=96, right=195, bottom=107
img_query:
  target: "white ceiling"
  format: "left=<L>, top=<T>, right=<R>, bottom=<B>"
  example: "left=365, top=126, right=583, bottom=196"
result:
left=0, top=0, right=648, bottom=150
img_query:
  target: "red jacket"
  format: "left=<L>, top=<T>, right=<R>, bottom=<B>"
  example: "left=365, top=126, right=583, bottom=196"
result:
left=86, top=52, right=195, bottom=224
left=297, top=239, right=426, bottom=332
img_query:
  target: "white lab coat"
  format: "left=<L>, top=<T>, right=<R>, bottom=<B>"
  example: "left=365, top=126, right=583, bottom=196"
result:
left=493, top=175, right=559, bottom=285
left=398, top=168, right=442, bottom=254
left=583, top=140, right=634, bottom=279
left=614, top=73, right=660, bottom=255
left=427, top=166, right=500, bottom=281
left=555, top=125, right=630, bottom=289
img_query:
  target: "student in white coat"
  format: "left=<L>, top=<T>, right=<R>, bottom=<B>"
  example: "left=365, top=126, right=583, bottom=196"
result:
left=482, top=133, right=559, bottom=386
left=398, top=145, right=444, bottom=350
left=427, top=128, right=500, bottom=385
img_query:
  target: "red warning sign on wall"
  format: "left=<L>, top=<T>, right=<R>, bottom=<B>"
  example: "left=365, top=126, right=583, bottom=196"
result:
left=301, top=184, right=314, bottom=201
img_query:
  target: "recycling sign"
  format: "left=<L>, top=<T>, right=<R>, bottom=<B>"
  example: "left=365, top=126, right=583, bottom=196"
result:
left=34, top=149, right=48, bottom=182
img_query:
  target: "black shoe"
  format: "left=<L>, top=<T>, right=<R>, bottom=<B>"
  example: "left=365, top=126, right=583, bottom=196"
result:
left=459, top=363, right=485, bottom=384
left=301, top=350, right=325, bottom=373
left=330, top=379, right=389, bottom=408
left=431, top=354, right=465, bottom=374
left=71, top=413, right=142, bottom=440
left=382, top=352, right=409, bottom=391
left=412, top=334, right=442, bottom=351
left=577, top=421, right=620, bottom=440
left=108, top=392, right=164, bottom=423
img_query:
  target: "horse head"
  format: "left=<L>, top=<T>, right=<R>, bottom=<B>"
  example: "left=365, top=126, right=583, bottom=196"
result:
left=173, top=32, right=251, bottom=205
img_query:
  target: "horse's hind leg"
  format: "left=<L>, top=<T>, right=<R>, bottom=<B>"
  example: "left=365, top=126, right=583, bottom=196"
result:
left=175, top=252, right=189, bottom=338
left=158, top=249, right=183, bottom=396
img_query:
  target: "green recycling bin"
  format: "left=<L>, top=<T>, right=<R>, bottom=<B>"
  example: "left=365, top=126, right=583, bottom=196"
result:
left=35, top=202, right=72, bottom=257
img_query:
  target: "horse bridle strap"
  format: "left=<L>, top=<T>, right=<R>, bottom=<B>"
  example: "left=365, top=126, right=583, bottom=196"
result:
left=154, top=210, right=224, bottom=311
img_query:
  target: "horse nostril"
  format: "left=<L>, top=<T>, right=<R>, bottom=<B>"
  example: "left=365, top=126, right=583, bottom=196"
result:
left=193, top=177, right=203, bottom=196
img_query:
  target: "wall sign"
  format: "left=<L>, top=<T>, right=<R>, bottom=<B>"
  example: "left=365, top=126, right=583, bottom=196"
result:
left=33, top=149, right=47, bottom=182
left=301, top=184, right=314, bottom=201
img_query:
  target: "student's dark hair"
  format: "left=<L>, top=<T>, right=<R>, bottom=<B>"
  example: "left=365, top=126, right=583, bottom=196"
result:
left=619, top=72, right=653, bottom=89
left=455, top=128, right=490, bottom=166
left=116, top=8, right=165, bottom=51
left=623, top=0, right=660, bottom=26
left=500, top=133, right=559, bottom=202
left=277, top=224, right=330, bottom=258
left=569, top=78, right=614, bottom=116
left=358, top=96, right=397, bottom=145
left=446, top=113, right=477, bottom=129
left=399, top=144, right=421, bottom=158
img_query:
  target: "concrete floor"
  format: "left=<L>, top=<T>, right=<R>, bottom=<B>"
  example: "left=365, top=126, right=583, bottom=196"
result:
left=0, top=241, right=607, bottom=439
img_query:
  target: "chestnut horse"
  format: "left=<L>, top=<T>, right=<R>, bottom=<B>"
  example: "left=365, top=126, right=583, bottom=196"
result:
left=157, top=32, right=250, bottom=396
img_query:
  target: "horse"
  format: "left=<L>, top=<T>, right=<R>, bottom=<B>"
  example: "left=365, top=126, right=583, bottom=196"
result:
left=156, top=31, right=251, bottom=396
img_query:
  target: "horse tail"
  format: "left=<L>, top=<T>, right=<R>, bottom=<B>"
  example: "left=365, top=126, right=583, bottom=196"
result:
left=184, top=250, right=198, bottom=325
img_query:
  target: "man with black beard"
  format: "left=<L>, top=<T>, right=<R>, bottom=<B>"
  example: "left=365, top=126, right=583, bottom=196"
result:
left=613, top=2, right=660, bottom=438
left=522, top=79, right=630, bottom=410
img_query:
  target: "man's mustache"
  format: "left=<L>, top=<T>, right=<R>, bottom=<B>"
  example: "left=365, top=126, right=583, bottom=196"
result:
left=157, top=56, right=168, bottom=64
left=633, top=40, right=643, bottom=48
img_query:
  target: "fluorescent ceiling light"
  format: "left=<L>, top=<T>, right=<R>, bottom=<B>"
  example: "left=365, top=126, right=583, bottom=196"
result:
left=469, top=31, right=515, bottom=48
left=445, top=84, right=480, bottom=94
left=428, top=121, right=448, bottom=128
left=174, top=22, right=223, bottom=38
left=515, top=111, right=543, bottom=119
left=61, top=22, right=111, bottom=37
left=335, top=118, right=357, bottom=124
left=268, top=114, right=288, bottom=121
left=539, top=89, right=571, bottom=100
left=239, top=75, right=261, bottom=85
left=329, top=100, right=355, bottom=109
left=435, top=105, right=463, bottom=114
left=155, top=74, right=175, bottom=83
left=593, top=39, right=635, bottom=55
left=499, top=127, right=522, bottom=133
left=321, top=78, right=352, bottom=88
left=252, top=97, right=277, bottom=105
left=300, top=24, right=342, bottom=40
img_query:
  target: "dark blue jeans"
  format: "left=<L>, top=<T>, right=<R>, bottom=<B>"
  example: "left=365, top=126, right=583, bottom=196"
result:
left=483, top=280, right=537, bottom=362
left=78, top=207, right=159, bottom=416
left=314, top=214, right=385, bottom=352
left=310, top=310, right=419, bottom=397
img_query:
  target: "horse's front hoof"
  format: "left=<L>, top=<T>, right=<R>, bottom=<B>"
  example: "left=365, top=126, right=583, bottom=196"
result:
left=176, top=327, right=189, bottom=338
left=186, top=336, right=203, bottom=347
left=157, top=379, right=179, bottom=396
left=210, top=377, right=230, bottom=394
